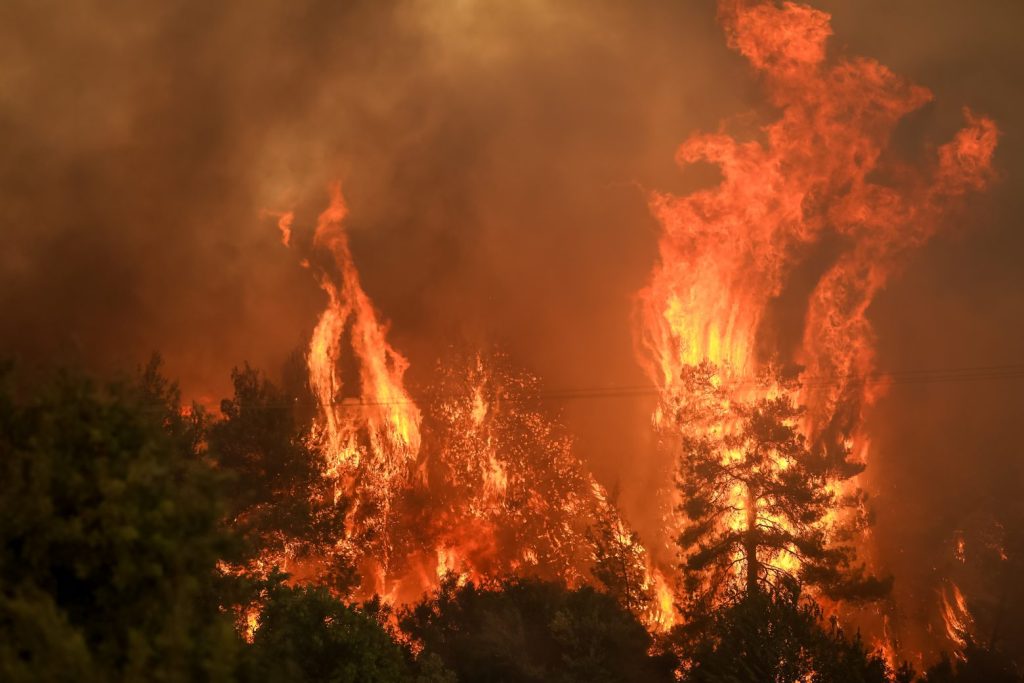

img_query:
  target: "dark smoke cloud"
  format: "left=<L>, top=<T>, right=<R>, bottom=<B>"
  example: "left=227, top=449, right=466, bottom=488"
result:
left=2, top=0, right=1022, bottom=657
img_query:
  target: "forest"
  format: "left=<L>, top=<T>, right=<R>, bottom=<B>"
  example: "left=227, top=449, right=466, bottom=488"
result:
left=2, top=0, right=1022, bottom=680
left=0, top=357, right=1019, bottom=682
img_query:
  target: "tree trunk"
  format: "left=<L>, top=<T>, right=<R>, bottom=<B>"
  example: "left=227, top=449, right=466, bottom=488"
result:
left=745, top=487, right=759, bottom=595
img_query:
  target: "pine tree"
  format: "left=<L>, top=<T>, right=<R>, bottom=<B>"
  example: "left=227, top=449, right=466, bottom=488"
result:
left=588, top=495, right=653, bottom=616
left=669, top=362, right=888, bottom=614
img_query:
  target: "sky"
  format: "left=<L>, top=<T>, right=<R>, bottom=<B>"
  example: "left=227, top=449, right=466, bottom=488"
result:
left=2, top=0, right=1022, bottom=658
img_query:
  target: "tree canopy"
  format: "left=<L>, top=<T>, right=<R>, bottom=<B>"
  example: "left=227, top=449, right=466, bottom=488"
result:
left=207, top=363, right=356, bottom=592
left=239, top=579, right=422, bottom=683
left=0, top=361, right=238, bottom=682
left=0, top=359, right=1019, bottom=682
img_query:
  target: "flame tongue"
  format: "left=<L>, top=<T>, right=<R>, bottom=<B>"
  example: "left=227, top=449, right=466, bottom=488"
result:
left=308, top=183, right=422, bottom=482
left=304, top=183, right=422, bottom=590
left=641, top=1, right=997, bottom=405
left=637, top=0, right=997, bottom=642
left=941, top=581, right=974, bottom=657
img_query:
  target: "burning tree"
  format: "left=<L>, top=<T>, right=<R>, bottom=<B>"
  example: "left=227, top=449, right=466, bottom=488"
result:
left=271, top=185, right=676, bottom=627
left=588, top=492, right=655, bottom=616
left=417, top=351, right=598, bottom=585
left=669, top=363, right=888, bottom=615
left=208, top=362, right=357, bottom=592
left=636, top=0, right=997, bottom=654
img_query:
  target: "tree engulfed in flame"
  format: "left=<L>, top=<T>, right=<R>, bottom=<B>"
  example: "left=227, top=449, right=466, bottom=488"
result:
left=284, top=185, right=675, bottom=628
left=636, top=0, right=997, bottom=636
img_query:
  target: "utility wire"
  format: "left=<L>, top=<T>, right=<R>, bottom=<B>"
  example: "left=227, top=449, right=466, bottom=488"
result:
left=311, top=362, right=1024, bottom=408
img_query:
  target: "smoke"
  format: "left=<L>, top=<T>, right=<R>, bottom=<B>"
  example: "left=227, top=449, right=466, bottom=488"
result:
left=0, top=0, right=744, bottom=528
left=2, top=0, right=1022, bottom=659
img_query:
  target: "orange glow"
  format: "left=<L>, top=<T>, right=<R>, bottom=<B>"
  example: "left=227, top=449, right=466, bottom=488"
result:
left=276, top=210, right=294, bottom=247
left=649, top=569, right=680, bottom=631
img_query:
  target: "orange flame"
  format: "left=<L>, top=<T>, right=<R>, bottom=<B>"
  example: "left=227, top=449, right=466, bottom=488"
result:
left=941, top=582, right=974, bottom=657
left=308, top=183, right=421, bottom=480
left=637, top=0, right=997, bottom=616
left=277, top=192, right=670, bottom=624
left=291, top=183, right=424, bottom=595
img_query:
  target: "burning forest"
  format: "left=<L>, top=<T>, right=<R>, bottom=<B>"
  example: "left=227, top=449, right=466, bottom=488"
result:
left=1, top=0, right=1022, bottom=681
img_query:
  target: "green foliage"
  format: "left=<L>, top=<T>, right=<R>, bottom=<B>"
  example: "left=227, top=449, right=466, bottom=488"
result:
left=239, top=581, right=421, bottom=683
left=0, top=360, right=239, bottom=681
left=401, top=576, right=676, bottom=683
left=207, top=364, right=355, bottom=592
left=0, top=587, right=95, bottom=682
left=676, top=585, right=891, bottom=683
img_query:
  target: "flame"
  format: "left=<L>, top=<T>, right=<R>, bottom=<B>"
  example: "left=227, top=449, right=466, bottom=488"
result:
left=243, top=607, right=260, bottom=643
left=649, top=569, right=680, bottom=631
left=421, top=353, right=614, bottom=592
left=941, top=582, right=974, bottom=657
left=954, top=531, right=966, bottom=563
left=271, top=189, right=672, bottom=628
left=637, top=0, right=996, bottom=619
left=275, top=210, right=294, bottom=247
left=248, top=3, right=996, bottom=648
left=267, top=182, right=423, bottom=595
left=308, top=183, right=421, bottom=478
left=877, top=614, right=897, bottom=670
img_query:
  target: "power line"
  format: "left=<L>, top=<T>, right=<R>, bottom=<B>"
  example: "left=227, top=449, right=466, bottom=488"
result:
left=312, top=362, right=1024, bottom=408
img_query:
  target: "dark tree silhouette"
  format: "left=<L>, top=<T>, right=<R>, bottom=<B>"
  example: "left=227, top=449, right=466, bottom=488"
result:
left=239, top=578, right=438, bottom=683
left=676, top=583, right=891, bottom=683
left=922, top=643, right=1023, bottom=683
left=0, top=360, right=239, bottom=681
left=401, top=576, right=676, bottom=683
left=208, top=364, right=356, bottom=593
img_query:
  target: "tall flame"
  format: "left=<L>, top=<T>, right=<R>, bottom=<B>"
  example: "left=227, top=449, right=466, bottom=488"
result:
left=308, top=183, right=421, bottom=478
left=941, top=581, right=974, bottom=658
left=303, top=183, right=422, bottom=591
left=637, top=0, right=997, bottom=634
